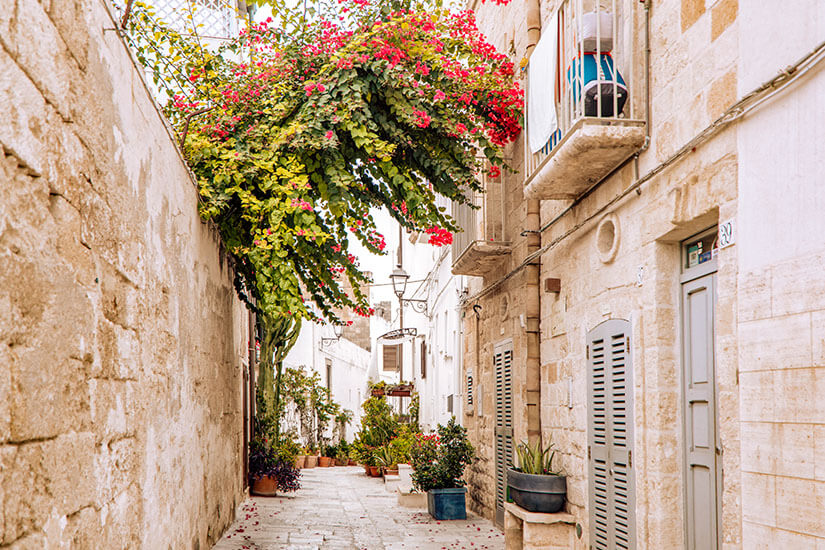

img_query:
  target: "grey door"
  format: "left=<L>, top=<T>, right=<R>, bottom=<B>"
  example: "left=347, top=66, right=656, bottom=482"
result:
left=494, top=342, right=514, bottom=526
left=588, top=319, right=635, bottom=550
left=682, top=271, right=720, bottom=549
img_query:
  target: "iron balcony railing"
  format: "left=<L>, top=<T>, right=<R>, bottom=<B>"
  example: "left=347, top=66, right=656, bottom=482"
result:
left=524, top=0, right=639, bottom=184
left=451, top=169, right=507, bottom=268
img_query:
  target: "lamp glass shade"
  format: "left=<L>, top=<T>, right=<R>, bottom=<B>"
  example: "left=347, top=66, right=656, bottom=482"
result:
left=333, top=324, right=344, bottom=338
left=390, top=267, right=409, bottom=298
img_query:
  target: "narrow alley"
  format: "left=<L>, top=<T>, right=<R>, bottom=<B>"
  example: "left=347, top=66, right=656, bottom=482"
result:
left=212, top=468, right=504, bottom=550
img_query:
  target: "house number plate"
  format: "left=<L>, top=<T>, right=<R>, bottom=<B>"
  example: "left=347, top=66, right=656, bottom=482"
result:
left=719, top=219, right=735, bottom=249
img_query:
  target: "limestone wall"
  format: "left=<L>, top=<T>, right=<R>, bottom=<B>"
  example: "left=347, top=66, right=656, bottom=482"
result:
left=462, top=0, right=539, bottom=522
left=0, top=0, right=249, bottom=548
left=736, top=1, right=825, bottom=546
left=463, top=0, right=743, bottom=546
left=465, top=0, right=825, bottom=548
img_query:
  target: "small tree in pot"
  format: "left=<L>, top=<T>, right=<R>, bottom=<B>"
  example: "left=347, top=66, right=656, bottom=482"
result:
left=507, top=439, right=567, bottom=513
left=410, top=418, right=475, bottom=520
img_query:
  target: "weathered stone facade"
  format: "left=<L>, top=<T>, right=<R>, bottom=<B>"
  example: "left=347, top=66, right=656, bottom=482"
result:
left=0, top=0, right=250, bottom=547
left=460, top=0, right=825, bottom=548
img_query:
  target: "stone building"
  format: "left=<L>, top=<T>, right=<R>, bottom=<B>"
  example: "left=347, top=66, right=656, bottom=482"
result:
left=0, top=0, right=252, bottom=547
left=456, top=0, right=825, bottom=548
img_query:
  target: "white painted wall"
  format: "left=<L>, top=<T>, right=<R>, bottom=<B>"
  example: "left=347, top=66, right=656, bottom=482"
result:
left=283, top=320, right=372, bottom=443
left=737, top=0, right=825, bottom=272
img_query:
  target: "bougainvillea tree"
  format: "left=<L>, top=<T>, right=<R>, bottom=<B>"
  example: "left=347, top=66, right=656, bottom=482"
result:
left=123, top=0, right=522, bottom=323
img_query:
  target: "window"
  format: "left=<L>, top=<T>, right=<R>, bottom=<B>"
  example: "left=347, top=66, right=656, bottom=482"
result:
left=682, top=227, right=718, bottom=271
left=383, top=343, right=401, bottom=372
left=325, top=358, right=332, bottom=391
left=420, top=339, right=427, bottom=378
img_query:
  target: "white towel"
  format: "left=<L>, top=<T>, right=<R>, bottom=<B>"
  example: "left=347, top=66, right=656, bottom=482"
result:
left=527, top=13, right=559, bottom=154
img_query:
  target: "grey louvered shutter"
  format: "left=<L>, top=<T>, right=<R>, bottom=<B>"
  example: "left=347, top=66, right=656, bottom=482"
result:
left=588, top=320, right=635, bottom=550
left=494, top=343, right=514, bottom=526
left=420, top=339, right=427, bottom=378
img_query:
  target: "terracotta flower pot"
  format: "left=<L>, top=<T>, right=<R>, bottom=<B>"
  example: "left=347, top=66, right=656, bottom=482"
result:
left=349, top=459, right=358, bottom=466
left=368, top=465, right=381, bottom=477
left=305, top=455, right=318, bottom=468
left=384, top=468, right=399, bottom=476
left=251, top=475, right=278, bottom=497
left=363, top=465, right=371, bottom=475
left=295, top=455, right=306, bottom=469
left=319, top=456, right=332, bottom=467
left=335, top=458, right=348, bottom=466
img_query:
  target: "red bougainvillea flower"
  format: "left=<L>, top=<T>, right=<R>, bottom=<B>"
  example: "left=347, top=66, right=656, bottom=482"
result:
left=141, top=0, right=522, bottom=323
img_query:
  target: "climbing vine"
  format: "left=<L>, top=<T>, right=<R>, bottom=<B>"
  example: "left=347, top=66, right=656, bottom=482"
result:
left=121, top=0, right=522, bottom=322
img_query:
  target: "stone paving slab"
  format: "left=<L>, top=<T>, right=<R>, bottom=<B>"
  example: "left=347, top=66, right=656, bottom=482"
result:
left=212, top=466, right=504, bottom=550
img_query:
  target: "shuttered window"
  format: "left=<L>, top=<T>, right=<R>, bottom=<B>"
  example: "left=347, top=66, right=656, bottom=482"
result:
left=466, top=368, right=473, bottom=406
left=494, top=342, right=514, bottom=526
left=420, top=339, right=427, bottom=378
left=382, top=343, right=401, bottom=372
left=587, top=320, right=635, bottom=550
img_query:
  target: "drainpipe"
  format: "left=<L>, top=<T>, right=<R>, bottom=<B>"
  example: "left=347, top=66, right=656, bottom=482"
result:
left=525, top=0, right=543, bottom=447
left=634, top=0, right=653, bottom=179
left=526, top=0, right=542, bottom=56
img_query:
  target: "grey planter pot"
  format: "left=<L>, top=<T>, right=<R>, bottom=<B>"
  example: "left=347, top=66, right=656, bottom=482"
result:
left=507, top=469, right=566, bottom=513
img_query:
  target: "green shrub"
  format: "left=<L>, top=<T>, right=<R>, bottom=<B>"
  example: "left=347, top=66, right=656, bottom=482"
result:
left=410, top=418, right=475, bottom=492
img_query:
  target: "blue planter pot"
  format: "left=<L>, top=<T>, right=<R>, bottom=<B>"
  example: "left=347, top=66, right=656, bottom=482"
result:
left=427, top=488, right=467, bottom=520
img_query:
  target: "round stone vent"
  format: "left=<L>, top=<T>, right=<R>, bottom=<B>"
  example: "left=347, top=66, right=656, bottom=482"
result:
left=596, top=214, right=620, bottom=264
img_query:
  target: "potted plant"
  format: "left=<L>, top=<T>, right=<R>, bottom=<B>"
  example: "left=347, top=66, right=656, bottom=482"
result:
left=304, top=446, right=318, bottom=468
left=507, top=439, right=567, bottom=513
left=248, top=437, right=302, bottom=497
left=410, top=418, right=475, bottom=520
left=320, top=444, right=336, bottom=467
left=376, top=445, right=398, bottom=476
left=335, top=440, right=350, bottom=466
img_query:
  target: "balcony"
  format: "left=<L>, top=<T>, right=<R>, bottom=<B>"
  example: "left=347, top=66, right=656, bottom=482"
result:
left=451, top=170, right=510, bottom=277
left=524, top=0, right=646, bottom=200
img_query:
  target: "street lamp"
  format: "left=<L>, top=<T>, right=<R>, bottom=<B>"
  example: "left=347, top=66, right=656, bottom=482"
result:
left=391, top=266, right=428, bottom=314
left=320, top=324, right=344, bottom=348
left=390, top=267, right=409, bottom=298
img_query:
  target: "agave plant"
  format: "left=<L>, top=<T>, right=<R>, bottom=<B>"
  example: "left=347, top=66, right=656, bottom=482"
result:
left=515, top=439, right=560, bottom=476
left=375, top=446, right=397, bottom=469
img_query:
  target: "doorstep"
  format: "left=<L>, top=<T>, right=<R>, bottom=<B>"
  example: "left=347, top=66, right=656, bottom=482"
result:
left=504, top=502, right=577, bottom=550
left=396, top=485, right=427, bottom=508
left=384, top=474, right=401, bottom=493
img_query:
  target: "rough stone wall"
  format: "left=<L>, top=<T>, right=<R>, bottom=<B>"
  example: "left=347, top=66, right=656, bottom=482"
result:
left=0, top=0, right=249, bottom=548
left=462, top=0, right=535, bottom=522
left=464, top=0, right=745, bottom=546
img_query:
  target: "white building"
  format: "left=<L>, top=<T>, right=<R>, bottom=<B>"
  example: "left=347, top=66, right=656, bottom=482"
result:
left=365, top=205, right=469, bottom=433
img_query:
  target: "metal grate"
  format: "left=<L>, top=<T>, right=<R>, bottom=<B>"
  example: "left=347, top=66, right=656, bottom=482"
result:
left=112, top=0, right=241, bottom=40
left=466, top=369, right=473, bottom=406
left=451, top=167, right=507, bottom=262
left=524, top=0, right=639, bottom=179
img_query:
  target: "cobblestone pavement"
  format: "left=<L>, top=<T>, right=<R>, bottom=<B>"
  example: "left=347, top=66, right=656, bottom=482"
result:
left=212, top=466, right=504, bottom=550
